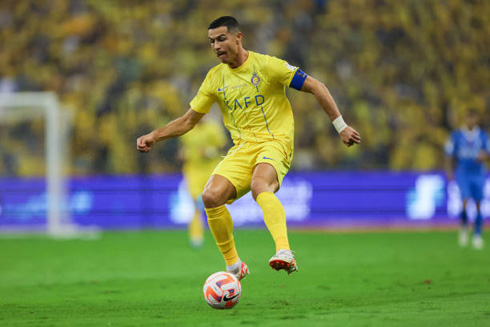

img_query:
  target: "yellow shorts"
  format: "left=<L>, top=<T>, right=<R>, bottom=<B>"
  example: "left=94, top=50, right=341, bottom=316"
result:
left=212, top=140, right=293, bottom=203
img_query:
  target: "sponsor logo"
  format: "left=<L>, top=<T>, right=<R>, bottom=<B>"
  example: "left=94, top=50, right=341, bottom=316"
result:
left=226, top=94, right=265, bottom=110
left=406, top=175, right=445, bottom=220
left=231, top=83, right=247, bottom=90
left=223, top=293, right=239, bottom=301
left=262, top=156, right=274, bottom=160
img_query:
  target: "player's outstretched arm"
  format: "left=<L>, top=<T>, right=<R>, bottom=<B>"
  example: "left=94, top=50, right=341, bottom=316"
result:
left=136, top=108, right=205, bottom=153
left=300, top=75, right=361, bottom=147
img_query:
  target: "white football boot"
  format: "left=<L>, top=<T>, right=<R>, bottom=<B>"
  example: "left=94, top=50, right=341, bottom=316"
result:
left=472, top=235, right=484, bottom=250
left=269, top=249, right=298, bottom=275
left=459, top=227, right=469, bottom=247
left=227, top=259, right=250, bottom=281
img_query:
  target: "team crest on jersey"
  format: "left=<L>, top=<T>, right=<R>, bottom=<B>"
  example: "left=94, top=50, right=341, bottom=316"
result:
left=251, top=73, right=261, bottom=86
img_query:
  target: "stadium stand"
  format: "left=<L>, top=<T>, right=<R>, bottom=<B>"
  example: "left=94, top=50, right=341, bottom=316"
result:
left=0, top=0, right=488, bottom=175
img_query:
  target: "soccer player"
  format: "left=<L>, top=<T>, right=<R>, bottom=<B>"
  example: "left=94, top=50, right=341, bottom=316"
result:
left=137, top=16, right=361, bottom=279
left=445, top=109, right=489, bottom=250
left=181, top=118, right=226, bottom=247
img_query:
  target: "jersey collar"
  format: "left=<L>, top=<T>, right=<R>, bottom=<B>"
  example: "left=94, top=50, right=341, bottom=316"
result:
left=226, top=51, right=253, bottom=72
left=461, top=126, right=480, bottom=141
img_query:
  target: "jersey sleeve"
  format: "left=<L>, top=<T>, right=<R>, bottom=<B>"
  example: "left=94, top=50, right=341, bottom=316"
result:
left=267, top=56, right=307, bottom=90
left=190, top=71, right=216, bottom=114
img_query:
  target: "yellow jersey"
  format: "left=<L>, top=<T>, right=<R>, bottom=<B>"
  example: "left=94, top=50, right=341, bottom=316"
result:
left=190, top=51, right=307, bottom=151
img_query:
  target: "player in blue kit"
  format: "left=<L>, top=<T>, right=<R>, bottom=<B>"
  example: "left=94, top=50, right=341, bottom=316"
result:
left=445, top=109, right=490, bottom=249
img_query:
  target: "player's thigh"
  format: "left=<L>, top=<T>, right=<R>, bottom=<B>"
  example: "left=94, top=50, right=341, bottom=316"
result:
left=202, top=174, right=237, bottom=207
left=253, top=140, right=292, bottom=188
left=469, top=175, right=485, bottom=201
left=250, top=163, right=279, bottom=198
left=211, top=154, right=254, bottom=203
left=456, top=174, right=471, bottom=200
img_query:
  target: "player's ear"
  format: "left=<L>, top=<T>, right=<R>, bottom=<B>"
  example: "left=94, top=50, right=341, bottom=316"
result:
left=235, top=32, right=243, bottom=44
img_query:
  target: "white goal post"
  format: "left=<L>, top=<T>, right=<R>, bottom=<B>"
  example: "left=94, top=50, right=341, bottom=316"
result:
left=0, top=92, right=80, bottom=236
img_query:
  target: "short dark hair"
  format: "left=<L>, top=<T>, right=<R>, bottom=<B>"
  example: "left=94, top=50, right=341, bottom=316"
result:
left=208, top=16, right=240, bottom=32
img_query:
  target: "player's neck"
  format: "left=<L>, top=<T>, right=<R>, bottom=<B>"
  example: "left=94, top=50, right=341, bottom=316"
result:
left=228, top=48, right=249, bottom=69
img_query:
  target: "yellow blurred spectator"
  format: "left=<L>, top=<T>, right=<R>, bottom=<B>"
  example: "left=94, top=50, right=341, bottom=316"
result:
left=180, top=117, right=227, bottom=247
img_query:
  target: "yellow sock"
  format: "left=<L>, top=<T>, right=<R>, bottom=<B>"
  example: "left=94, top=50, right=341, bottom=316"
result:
left=256, top=192, right=290, bottom=251
left=205, top=205, right=238, bottom=266
left=189, top=208, right=204, bottom=245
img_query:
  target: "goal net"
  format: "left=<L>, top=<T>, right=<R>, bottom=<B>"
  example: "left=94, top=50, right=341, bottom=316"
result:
left=0, top=92, right=89, bottom=237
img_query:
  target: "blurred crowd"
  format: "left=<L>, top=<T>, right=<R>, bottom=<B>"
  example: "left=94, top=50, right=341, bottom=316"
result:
left=0, top=0, right=488, bottom=176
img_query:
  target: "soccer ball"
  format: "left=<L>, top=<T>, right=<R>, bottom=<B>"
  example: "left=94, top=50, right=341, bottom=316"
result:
left=203, top=271, right=242, bottom=309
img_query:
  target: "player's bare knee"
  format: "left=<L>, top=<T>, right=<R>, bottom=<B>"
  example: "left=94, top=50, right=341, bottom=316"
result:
left=202, top=188, right=225, bottom=208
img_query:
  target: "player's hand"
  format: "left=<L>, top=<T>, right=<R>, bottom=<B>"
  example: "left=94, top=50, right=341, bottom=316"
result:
left=340, top=126, right=361, bottom=147
left=136, top=133, right=156, bottom=153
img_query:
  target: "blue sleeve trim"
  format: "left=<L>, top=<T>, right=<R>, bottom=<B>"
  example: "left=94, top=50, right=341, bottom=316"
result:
left=289, top=69, right=307, bottom=90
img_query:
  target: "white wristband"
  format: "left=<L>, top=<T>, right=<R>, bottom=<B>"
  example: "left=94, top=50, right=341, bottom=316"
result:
left=332, top=115, right=347, bottom=133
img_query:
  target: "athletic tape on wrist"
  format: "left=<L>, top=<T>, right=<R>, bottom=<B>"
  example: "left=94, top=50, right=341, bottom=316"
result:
left=332, top=115, right=348, bottom=133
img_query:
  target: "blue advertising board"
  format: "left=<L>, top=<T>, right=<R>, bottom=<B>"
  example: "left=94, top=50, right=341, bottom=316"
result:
left=0, top=172, right=488, bottom=230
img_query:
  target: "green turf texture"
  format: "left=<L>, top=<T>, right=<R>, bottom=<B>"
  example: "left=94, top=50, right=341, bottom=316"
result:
left=1, top=229, right=489, bottom=326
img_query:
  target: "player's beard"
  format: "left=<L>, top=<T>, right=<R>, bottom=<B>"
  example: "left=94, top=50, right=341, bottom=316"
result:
left=218, top=52, right=228, bottom=63
left=217, top=48, right=237, bottom=65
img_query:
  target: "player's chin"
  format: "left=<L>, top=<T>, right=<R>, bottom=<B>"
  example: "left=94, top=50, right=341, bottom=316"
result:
left=217, top=54, right=228, bottom=63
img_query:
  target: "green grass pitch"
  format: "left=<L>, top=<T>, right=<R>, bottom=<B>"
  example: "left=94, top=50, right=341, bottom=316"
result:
left=1, top=229, right=489, bottom=326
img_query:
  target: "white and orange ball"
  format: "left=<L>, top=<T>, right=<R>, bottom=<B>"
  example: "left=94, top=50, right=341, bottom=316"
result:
left=203, top=271, right=242, bottom=309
